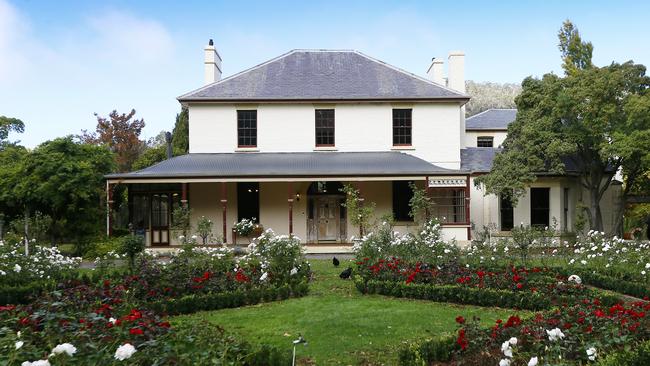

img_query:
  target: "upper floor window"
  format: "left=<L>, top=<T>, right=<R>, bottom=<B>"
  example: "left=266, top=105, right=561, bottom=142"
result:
left=392, top=109, right=412, bottom=146
left=477, top=136, right=494, bottom=147
left=237, top=110, right=257, bottom=147
left=315, top=109, right=335, bottom=146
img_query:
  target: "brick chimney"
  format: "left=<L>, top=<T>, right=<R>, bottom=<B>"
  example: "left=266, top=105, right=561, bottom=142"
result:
left=426, top=58, right=445, bottom=85
left=447, top=51, right=465, bottom=92
left=204, top=39, right=222, bottom=85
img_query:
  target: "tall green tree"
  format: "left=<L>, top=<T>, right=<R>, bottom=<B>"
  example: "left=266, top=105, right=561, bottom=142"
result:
left=0, top=116, right=25, bottom=148
left=12, top=137, right=115, bottom=246
left=476, top=21, right=650, bottom=232
left=172, top=107, right=189, bottom=154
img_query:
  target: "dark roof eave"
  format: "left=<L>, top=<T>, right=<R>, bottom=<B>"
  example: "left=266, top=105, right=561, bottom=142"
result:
left=105, top=171, right=467, bottom=180
left=177, top=96, right=471, bottom=104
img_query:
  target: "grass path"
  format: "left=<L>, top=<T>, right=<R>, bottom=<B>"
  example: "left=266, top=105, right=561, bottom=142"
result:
left=173, top=259, right=517, bottom=365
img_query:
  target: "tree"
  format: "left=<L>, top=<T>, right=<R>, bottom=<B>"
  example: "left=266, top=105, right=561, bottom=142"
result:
left=132, top=108, right=189, bottom=170
left=12, top=137, right=115, bottom=247
left=465, top=81, right=521, bottom=117
left=476, top=21, right=650, bottom=232
left=81, top=109, right=145, bottom=172
left=0, top=116, right=25, bottom=148
left=172, top=107, right=189, bottom=154
left=558, top=20, right=594, bottom=74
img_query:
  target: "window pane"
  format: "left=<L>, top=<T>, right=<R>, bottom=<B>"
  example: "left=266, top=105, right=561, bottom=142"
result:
left=429, top=188, right=466, bottom=223
left=477, top=136, right=494, bottom=147
left=392, top=109, right=412, bottom=145
left=237, top=182, right=260, bottom=223
left=315, top=109, right=335, bottom=146
left=237, top=110, right=257, bottom=147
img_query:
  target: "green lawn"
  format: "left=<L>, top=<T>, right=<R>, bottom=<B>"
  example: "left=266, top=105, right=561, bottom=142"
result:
left=173, top=259, right=518, bottom=365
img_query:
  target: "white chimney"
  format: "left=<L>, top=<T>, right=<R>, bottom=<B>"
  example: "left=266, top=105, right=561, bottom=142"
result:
left=204, top=39, right=222, bottom=85
left=426, top=58, right=445, bottom=85
left=447, top=51, right=465, bottom=92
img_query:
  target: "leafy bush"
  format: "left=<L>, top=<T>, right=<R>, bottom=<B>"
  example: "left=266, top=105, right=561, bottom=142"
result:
left=148, top=282, right=309, bottom=315
left=596, top=339, right=650, bottom=366
left=0, top=240, right=80, bottom=287
left=120, top=235, right=144, bottom=270
left=357, top=279, right=552, bottom=310
left=398, top=336, right=457, bottom=365
left=233, top=217, right=257, bottom=236
left=353, top=218, right=459, bottom=267
left=195, top=215, right=214, bottom=244
left=243, top=229, right=310, bottom=286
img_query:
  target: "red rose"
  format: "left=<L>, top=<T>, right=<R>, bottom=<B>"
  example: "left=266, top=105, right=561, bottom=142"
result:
left=130, top=328, right=144, bottom=335
left=516, top=283, right=523, bottom=289
left=456, top=316, right=465, bottom=324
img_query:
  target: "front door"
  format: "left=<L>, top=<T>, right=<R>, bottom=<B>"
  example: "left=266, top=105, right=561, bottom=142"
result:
left=316, top=197, right=338, bottom=241
left=151, top=193, right=170, bottom=245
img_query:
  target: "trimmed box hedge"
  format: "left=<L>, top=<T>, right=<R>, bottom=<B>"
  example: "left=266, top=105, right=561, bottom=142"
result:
left=398, top=335, right=457, bottom=366
left=356, top=279, right=552, bottom=310
left=148, top=281, right=310, bottom=315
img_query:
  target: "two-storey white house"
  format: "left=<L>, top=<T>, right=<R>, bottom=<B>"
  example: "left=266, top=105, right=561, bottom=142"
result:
left=105, top=40, right=620, bottom=246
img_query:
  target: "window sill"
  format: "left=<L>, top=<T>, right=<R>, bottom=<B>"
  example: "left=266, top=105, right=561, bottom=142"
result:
left=391, top=146, right=415, bottom=151
left=313, top=146, right=338, bottom=151
left=235, top=147, right=260, bottom=152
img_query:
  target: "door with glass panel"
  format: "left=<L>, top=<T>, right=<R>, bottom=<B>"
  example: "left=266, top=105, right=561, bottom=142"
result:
left=151, top=193, right=170, bottom=245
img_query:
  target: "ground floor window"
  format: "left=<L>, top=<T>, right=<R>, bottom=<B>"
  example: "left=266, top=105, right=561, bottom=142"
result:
left=237, top=182, right=260, bottom=223
left=429, top=188, right=466, bottom=224
left=500, top=194, right=514, bottom=231
left=530, top=187, right=550, bottom=228
left=392, top=181, right=414, bottom=221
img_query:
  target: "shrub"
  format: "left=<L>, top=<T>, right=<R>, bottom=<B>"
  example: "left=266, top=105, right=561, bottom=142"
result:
left=195, top=215, right=214, bottom=244
left=0, top=241, right=80, bottom=288
left=398, top=336, right=457, bottom=365
left=596, top=339, right=650, bottom=366
left=120, top=235, right=144, bottom=271
left=357, top=279, right=552, bottom=310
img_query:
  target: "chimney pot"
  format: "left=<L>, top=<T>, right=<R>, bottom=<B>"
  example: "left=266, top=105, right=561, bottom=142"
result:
left=208, top=39, right=214, bottom=46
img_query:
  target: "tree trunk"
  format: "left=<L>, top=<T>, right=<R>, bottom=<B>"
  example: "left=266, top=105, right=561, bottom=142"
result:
left=589, top=188, right=604, bottom=232
left=24, top=207, right=30, bottom=256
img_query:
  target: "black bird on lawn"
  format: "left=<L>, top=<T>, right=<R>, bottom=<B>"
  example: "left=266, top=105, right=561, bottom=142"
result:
left=339, top=267, right=352, bottom=279
left=332, top=256, right=340, bottom=267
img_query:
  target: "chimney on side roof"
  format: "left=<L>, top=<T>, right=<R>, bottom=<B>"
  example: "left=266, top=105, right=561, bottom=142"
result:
left=165, top=132, right=173, bottom=159
left=204, top=39, right=222, bottom=85
left=426, top=58, right=445, bottom=85
left=447, top=51, right=465, bottom=93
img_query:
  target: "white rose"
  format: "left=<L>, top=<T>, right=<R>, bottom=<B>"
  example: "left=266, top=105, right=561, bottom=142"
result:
left=499, top=359, right=511, bottom=366
left=114, top=343, right=137, bottom=361
left=528, top=357, right=538, bottom=366
left=16, top=340, right=24, bottom=349
left=51, top=343, right=77, bottom=356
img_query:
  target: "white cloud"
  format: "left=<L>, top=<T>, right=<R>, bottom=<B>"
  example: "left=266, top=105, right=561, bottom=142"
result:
left=0, top=0, right=30, bottom=82
left=86, top=9, right=174, bottom=65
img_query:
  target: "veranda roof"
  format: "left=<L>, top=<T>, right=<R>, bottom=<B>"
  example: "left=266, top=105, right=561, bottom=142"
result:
left=106, top=151, right=458, bottom=181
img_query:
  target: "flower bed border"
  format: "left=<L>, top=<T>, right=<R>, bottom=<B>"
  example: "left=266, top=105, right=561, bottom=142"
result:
left=148, top=281, right=310, bottom=316
left=355, top=279, right=621, bottom=311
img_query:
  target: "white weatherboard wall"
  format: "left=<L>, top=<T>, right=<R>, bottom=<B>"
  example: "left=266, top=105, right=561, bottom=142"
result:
left=188, top=102, right=463, bottom=169
left=465, top=131, right=508, bottom=148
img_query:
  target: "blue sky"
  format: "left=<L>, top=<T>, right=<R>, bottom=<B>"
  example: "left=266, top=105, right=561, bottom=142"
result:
left=2, top=0, right=650, bottom=147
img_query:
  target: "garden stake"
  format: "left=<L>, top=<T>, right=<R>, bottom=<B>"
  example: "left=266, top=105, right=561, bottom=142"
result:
left=292, top=334, right=307, bottom=366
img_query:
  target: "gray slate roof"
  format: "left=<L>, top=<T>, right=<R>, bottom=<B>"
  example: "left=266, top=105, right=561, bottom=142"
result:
left=466, top=109, right=517, bottom=130
left=178, top=50, right=469, bottom=102
left=461, top=147, right=604, bottom=174
left=461, top=147, right=500, bottom=173
left=106, top=152, right=454, bottom=179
